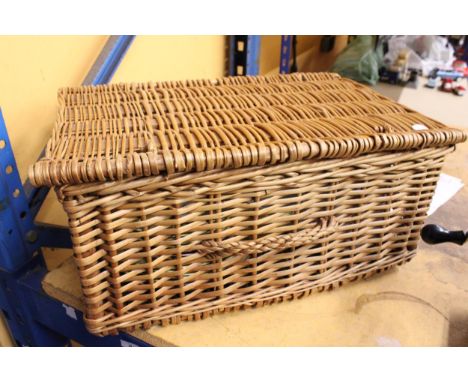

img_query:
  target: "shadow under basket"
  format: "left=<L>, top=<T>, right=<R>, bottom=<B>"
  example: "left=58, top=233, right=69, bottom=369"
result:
left=29, top=72, right=466, bottom=335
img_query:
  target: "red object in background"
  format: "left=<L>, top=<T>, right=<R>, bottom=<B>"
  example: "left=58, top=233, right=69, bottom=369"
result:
left=452, top=60, right=468, bottom=76
left=440, top=78, right=454, bottom=92
left=439, top=77, right=465, bottom=96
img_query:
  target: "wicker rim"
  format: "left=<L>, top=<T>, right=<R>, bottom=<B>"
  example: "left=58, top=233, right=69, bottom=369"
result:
left=29, top=72, right=467, bottom=187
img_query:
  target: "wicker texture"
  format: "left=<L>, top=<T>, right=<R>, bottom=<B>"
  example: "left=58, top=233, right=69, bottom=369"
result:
left=30, top=73, right=466, bottom=335
left=30, top=73, right=465, bottom=187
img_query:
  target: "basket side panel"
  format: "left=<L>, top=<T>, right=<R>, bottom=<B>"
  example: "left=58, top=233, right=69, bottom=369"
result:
left=61, top=146, right=449, bottom=335
left=58, top=191, right=113, bottom=334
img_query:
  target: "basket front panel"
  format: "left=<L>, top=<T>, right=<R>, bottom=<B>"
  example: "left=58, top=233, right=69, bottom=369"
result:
left=61, top=146, right=448, bottom=335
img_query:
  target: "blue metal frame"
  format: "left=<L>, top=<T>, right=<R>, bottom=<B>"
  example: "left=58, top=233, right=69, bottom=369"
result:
left=82, top=35, right=135, bottom=86
left=228, top=35, right=235, bottom=76
left=279, top=35, right=293, bottom=74
left=229, top=35, right=260, bottom=76
left=0, top=255, right=148, bottom=346
left=0, top=111, right=42, bottom=271
left=19, top=264, right=148, bottom=346
left=461, top=36, right=468, bottom=63
left=0, top=35, right=149, bottom=347
left=245, top=35, right=260, bottom=76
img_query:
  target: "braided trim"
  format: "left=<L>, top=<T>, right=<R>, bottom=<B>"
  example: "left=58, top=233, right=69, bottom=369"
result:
left=199, top=217, right=338, bottom=257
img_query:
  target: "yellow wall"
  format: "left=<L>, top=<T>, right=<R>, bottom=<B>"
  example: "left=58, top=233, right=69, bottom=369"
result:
left=0, top=314, right=13, bottom=346
left=113, top=35, right=226, bottom=82
left=260, top=35, right=347, bottom=75
left=296, top=36, right=348, bottom=73
left=0, top=36, right=108, bottom=182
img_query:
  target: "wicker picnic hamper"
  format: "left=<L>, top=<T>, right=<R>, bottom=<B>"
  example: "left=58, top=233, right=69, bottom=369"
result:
left=30, top=72, right=466, bottom=336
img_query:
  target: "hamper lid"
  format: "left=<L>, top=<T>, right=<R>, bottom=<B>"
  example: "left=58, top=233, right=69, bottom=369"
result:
left=29, top=72, right=467, bottom=187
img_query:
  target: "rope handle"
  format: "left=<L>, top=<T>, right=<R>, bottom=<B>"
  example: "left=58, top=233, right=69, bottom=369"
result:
left=198, top=217, right=338, bottom=258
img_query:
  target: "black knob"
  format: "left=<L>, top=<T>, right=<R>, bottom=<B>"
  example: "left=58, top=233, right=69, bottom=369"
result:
left=421, top=224, right=467, bottom=246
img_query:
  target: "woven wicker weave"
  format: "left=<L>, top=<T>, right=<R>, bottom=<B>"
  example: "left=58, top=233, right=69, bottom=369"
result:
left=30, top=73, right=466, bottom=336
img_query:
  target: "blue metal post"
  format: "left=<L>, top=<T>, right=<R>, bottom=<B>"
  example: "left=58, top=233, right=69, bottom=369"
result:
left=245, top=35, right=260, bottom=76
left=0, top=110, right=42, bottom=271
left=0, top=257, right=68, bottom=346
left=279, top=35, right=293, bottom=74
left=228, top=36, right=235, bottom=76
left=82, top=35, right=135, bottom=85
left=461, top=36, right=468, bottom=63
left=229, top=35, right=260, bottom=76
left=18, top=265, right=149, bottom=347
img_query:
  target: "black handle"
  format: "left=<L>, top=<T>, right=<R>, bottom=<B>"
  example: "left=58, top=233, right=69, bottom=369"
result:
left=421, top=224, right=467, bottom=246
